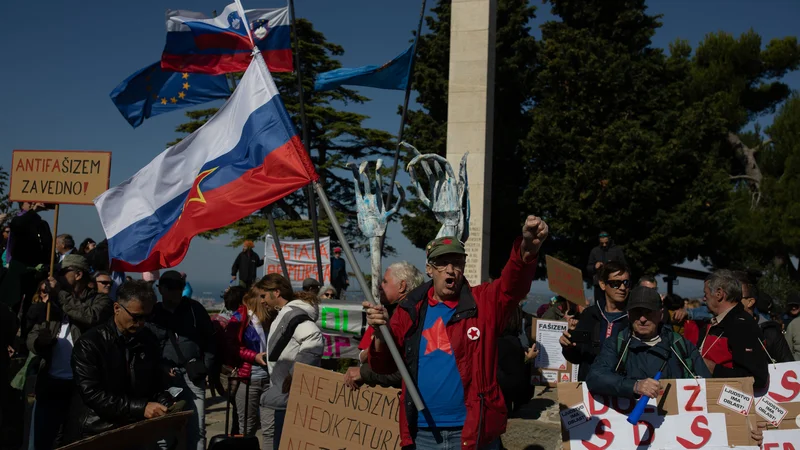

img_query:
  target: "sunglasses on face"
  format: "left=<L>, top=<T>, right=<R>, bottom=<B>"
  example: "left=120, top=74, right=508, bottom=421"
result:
left=605, top=279, right=630, bottom=289
left=96, top=280, right=112, bottom=286
left=117, top=302, right=151, bottom=323
left=429, top=258, right=466, bottom=272
left=322, top=292, right=333, bottom=298
left=58, top=267, right=75, bottom=277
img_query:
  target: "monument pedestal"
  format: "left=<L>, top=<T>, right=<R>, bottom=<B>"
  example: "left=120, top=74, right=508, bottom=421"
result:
left=446, top=0, right=496, bottom=283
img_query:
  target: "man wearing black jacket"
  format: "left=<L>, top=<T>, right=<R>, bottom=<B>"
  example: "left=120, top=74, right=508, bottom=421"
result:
left=741, top=283, right=794, bottom=363
left=71, top=280, right=167, bottom=439
left=700, top=270, right=769, bottom=389
left=561, top=261, right=631, bottom=381
left=149, top=271, right=215, bottom=450
left=231, top=241, right=263, bottom=287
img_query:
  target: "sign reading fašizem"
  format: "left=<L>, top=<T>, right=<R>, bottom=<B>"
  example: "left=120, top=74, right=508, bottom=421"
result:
left=10, top=150, right=112, bottom=205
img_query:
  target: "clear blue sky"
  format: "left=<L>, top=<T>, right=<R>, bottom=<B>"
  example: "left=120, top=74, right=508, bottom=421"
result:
left=1, top=0, right=798, bottom=298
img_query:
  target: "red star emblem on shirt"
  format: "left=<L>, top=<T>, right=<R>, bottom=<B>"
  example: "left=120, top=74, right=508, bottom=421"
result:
left=422, top=317, right=452, bottom=355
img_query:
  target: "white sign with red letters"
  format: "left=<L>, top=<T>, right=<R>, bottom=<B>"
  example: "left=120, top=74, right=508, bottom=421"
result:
left=761, top=429, right=800, bottom=450
left=677, top=379, right=708, bottom=413
left=765, top=361, right=800, bottom=403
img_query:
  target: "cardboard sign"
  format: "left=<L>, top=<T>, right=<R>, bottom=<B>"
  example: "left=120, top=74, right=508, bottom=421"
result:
left=545, top=256, right=587, bottom=306
left=530, top=318, right=577, bottom=386
left=718, top=384, right=753, bottom=415
left=755, top=395, right=788, bottom=427
left=558, top=377, right=757, bottom=449
left=280, top=363, right=402, bottom=450
left=58, top=411, right=192, bottom=450
left=10, top=150, right=112, bottom=205
left=265, top=235, right=331, bottom=288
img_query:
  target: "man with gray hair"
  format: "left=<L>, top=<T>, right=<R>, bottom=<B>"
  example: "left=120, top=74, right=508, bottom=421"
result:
left=343, top=261, right=424, bottom=389
left=56, top=234, right=75, bottom=264
left=699, top=269, right=769, bottom=389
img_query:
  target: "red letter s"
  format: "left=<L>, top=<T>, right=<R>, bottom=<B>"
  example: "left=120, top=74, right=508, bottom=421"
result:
left=770, top=370, right=800, bottom=403
left=582, top=419, right=614, bottom=450
left=675, top=415, right=711, bottom=449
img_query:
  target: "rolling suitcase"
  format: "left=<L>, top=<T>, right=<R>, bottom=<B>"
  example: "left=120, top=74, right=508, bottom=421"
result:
left=208, top=376, right=260, bottom=450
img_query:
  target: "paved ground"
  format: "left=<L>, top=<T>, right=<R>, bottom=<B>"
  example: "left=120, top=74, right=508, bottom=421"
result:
left=203, top=385, right=563, bottom=450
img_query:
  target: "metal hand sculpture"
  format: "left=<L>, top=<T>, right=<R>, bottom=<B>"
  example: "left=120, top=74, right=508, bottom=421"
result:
left=404, top=141, right=470, bottom=242
left=349, top=159, right=404, bottom=299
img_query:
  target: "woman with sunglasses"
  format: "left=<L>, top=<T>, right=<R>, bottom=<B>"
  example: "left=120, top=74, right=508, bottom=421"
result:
left=91, top=272, right=113, bottom=296
left=317, top=284, right=337, bottom=302
left=559, top=260, right=631, bottom=381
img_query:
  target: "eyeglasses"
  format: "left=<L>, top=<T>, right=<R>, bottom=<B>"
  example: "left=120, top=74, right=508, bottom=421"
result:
left=605, top=279, right=630, bottom=289
left=58, top=267, right=75, bottom=276
left=117, top=302, right=151, bottom=323
left=428, top=258, right=466, bottom=272
left=96, top=280, right=112, bottom=286
left=322, top=292, right=334, bottom=298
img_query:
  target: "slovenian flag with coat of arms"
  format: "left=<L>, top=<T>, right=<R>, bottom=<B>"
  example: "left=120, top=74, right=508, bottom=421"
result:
left=161, top=3, right=293, bottom=75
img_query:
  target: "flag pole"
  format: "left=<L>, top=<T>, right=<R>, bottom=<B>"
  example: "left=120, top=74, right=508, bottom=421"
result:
left=313, top=181, right=425, bottom=411
left=288, top=0, right=325, bottom=284
left=234, top=0, right=424, bottom=410
left=380, top=0, right=427, bottom=254
left=263, top=206, right=290, bottom=280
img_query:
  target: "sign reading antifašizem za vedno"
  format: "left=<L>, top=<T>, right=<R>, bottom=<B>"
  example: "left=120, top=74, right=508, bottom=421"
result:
left=10, top=150, right=112, bottom=205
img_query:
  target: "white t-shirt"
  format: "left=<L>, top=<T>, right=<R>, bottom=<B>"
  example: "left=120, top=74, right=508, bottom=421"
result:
left=48, top=317, right=75, bottom=380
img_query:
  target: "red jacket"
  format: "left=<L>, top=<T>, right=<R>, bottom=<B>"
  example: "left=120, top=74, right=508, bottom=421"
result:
left=223, top=305, right=260, bottom=382
left=369, top=237, right=537, bottom=449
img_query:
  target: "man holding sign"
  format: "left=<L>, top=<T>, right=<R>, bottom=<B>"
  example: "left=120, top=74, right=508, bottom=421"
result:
left=364, top=215, right=547, bottom=450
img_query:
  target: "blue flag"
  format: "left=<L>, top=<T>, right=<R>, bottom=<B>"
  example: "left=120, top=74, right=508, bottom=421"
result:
left=110, top=62, right=231, bottom=128
left=314, top=45, right=413, bottom=92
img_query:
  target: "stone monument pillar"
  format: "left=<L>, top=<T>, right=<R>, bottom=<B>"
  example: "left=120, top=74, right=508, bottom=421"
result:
left=446, top=0, right=496, bottom=283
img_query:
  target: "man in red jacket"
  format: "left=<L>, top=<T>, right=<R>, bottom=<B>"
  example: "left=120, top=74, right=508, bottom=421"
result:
left=364, top=215, right=548, bottom=450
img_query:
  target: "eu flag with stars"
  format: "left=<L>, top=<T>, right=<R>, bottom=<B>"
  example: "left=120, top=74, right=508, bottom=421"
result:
left=110, top=62, right=231, bottom=128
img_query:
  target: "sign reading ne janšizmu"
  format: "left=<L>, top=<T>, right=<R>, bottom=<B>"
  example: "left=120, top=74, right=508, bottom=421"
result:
left=10, top=150, right=112, bottom=205
left=280, top=363, right=402, bottom=450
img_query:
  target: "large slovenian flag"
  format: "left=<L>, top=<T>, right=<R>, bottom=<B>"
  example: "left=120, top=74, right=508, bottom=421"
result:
left=95, top=56, right=317, bottom=272
left=162, top=4, right=292, bottom=75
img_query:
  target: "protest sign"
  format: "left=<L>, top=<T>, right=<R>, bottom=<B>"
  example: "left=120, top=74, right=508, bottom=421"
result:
left=753, top=361, right=800, bottom=433
left=265, top=235, right=331, bottom=289
left=317, top=300, right=367, bottom=360
left=762, top=428, right=800, bottom=450
left=530, top=318, right=578, bottom=387
left=558, top=377, right=757, bottom=449
left=10, top=150, right=112, bottom=205
left=59, top=411, right=192, bottom=450
left=546, top=256, right=587, bottom=306
left=279, top=363, right=402, bottom=450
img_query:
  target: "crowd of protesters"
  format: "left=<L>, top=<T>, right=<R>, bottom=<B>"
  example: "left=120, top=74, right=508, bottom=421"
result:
left=2, top=203, right=800, bottom=450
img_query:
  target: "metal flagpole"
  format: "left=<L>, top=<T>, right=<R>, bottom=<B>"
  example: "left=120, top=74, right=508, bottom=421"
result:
left=263, top=206, right=290, bottom=280
left=380, top=0, right=427, bottom=254
left=287, top=0, right=325, bottom=283
left=314, top=181, right=425, bottom=411
left=233, top=0, right=425, bottom=412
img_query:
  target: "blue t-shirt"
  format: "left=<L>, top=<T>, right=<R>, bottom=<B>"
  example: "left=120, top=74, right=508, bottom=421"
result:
left=417, top=301, right=467, bottom=428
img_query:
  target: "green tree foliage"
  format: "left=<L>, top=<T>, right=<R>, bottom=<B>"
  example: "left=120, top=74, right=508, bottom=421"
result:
left=522, top=0, right=737, bottom=277
left=171, top=19, right=394, bottom=248
left=400, top=0, right=538, bottom=276
left=727, top=95, right=800, bottom=294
